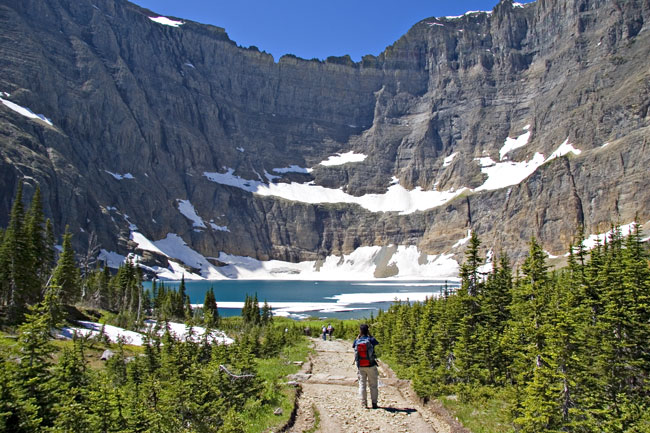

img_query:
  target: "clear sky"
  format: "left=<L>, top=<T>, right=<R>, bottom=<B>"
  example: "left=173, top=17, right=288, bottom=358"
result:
left=132, top=0, right=534, bottom=62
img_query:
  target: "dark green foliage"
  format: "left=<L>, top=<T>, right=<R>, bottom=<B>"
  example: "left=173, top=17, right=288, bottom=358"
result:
left=374, top=226, right=650, bottom=432
left=51, top=226, right=81, bottom=304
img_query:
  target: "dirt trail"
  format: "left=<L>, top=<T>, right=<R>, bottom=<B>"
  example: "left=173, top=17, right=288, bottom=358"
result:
left=285, top=337, right=459, bottom=433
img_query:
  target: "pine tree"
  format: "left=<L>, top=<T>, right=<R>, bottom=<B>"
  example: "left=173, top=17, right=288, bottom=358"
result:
left=0, top=182, right=33, bottom=322
left=51, top=226, right=81, bottom=304
left=203, top=286, right=218, bottom=327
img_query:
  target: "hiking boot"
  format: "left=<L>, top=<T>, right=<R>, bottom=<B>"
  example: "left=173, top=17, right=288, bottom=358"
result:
left=372, top=403, right=378, bottom=409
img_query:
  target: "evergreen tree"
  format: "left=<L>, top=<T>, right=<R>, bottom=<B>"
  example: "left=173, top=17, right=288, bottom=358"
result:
left=51, top=226, right=81, bottom=304
left=0, top=182, right=33, bottom=322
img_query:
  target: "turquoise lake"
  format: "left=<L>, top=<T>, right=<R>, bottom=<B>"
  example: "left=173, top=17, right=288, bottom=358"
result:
left=145, top=279, right=459, bottom=319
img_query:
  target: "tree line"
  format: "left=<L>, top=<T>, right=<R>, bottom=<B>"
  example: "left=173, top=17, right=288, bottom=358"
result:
left=371, top=228, right=650, bottom=432
left=0, top=182, right=304, bottom=432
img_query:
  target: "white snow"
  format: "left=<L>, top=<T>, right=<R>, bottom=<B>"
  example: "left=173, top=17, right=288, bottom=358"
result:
left=474, top=152, right=545, bottom=192
left=272, top=165, right=310, bottom=174
left=177, top=199, right=206, bottom=229
left=131, top=232, right=169, bottom=257
left=210, top=222, right=230, bottom=232
left=184, top=62, right=195, bottom=68
left=581, top=222, right=637, bottom=250
left=152, top=234, right=227, bottom=280
left=546, top=138, right=582, bottom=161
left=443, top=152, right=457, bottom=167
left=216, top=244, right=459, bottom=281
left=148, top=16, right=184, bottom=27
left=105, top=171, right=134, bottom=180
left=204, top=169, right=466, bottom=214
left=426, top=22, right=445, bottom=27
left=236, top=147, right=245, bottom=152
left=319, top=151, right=367, bottom=166
left=98, top=249, right=126, bottom=268
left=499, top=125, right=531, bottom=160
left=58, top=320, right=233, bottom=346
left=453, top=230, right=472, bottom=248
left=0, top=96, right=53, bottom=126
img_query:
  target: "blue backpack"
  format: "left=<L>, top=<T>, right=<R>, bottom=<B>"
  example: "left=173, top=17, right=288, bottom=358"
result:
left=355, top=336, right=375, bottom=367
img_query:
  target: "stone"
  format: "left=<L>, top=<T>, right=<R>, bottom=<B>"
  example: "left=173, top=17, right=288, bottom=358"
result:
left=0, top=0, right=648, bottom=267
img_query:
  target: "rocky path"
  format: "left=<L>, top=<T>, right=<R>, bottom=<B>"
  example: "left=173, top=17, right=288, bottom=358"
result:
left=285, top=337, right=462, bottom=433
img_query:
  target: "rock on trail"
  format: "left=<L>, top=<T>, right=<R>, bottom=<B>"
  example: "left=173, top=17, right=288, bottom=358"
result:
left=286, top=337, right=464, bottom=433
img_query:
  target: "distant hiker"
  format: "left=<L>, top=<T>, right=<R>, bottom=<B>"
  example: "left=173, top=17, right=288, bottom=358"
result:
left=326, top=323, right=334, bottom=340
left=353, top=323, right=380, bottom=409
left=322, top=325, right=327, bottom=340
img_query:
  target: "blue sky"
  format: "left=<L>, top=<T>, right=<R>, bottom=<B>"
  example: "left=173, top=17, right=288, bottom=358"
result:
left=133, top=0, right=534, bottom=61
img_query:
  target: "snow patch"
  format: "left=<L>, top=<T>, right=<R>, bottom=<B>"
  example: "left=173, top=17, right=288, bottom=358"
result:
left=499, top=125, right=531, bottom=160
left=210, top=222, right=230, bottom=232
left=204, top=169, right=466, bottom=214
left=58, top=320, right=233, bottom=346
left=105, top=170, right=134, bottom=180
left=177, top=199, right=206, bottom=229
left=236, top=147, right=245, bottom=152
left=546, top=138, right=582, bottom=161
left=98, top=249, right=126, bottom=268
left=474, top=153, right=545, bottom=192
left=0, top=96, right=53, bottom=126
left=272, top=165, right=310, bottom=174
left=443, top=152, right=457, bottom=167
left=581, top=222, right=637, bottom=250
left=453, top=230, right=472, bottom=248
left=148, top=16, right=184, bottom=27
left=319, top=151, right=367, bottom=166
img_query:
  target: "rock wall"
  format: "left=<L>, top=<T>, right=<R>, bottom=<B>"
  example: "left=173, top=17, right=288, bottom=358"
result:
left=0, top=0, right=648, bottom=267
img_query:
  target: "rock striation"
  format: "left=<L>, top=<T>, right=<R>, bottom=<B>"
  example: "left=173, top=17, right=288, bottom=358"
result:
left=0, top=0, right=648, bottom=274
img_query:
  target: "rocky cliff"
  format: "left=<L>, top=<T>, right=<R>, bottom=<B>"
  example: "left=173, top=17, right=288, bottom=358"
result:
left=0, top=0, right=648, bottom=278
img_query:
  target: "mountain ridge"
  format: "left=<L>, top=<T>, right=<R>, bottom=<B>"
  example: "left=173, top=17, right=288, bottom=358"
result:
left=0, top=0, right=648, bottom=278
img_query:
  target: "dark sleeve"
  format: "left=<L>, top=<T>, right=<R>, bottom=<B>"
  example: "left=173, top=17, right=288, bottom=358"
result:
left=352, top=339, right=357, bottom=349
left=371, top=337, right=379, bottom=346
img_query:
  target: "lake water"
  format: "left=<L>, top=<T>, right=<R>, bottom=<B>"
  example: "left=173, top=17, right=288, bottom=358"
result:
left=145, top=280, right=459, bottom=319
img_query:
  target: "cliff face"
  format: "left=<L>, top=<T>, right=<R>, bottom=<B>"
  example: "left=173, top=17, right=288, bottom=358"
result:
left=0, top=0, right=648, bottom=273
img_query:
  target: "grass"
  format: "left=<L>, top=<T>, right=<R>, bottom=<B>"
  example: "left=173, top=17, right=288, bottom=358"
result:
left=241, top=337, right=312, bottom=432
left=439, top=392, right=514, bottom=433
left=304, top=403, right=321, bottom=433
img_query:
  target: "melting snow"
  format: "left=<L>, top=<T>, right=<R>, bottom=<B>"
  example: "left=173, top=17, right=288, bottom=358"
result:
left=148, top=16, right=184, bottom=27
left=272, top=165, right=310, bottom=174
left=581, top=222, right=637, bottom=250
left=105, top=170, right=134, bottom=180
left=210, top=222, right=230, bottom=232
left=499, top=125, right=531, bottom=160
left=58, top=320, right=233, bottom=346
left=474, top=153, right=545, bottom=192
left=546, top=138, right=582, bottom=161
left=204, top=169, right=466, bottom=214
left=98, top=249, right=126, bottom=268
left=319, top=151, right=367, bottom=166
left=177, top=199, right=206, bottom=229
left=443, top=152, right=457, bottom=167
left=453, top=230, right=472, bottom=248
left=0, top=96, right=53, bottom=126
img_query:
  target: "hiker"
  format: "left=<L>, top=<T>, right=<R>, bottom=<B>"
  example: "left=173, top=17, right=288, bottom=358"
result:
left=326, top=323, right=334, bottom=340
left=322, top=325, right=327, bottom=340
left=353, top=323, right=380, bottom=409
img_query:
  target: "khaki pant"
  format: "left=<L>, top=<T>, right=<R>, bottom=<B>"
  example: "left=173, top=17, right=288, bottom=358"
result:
left=357, top=365, right=379, bottom=406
